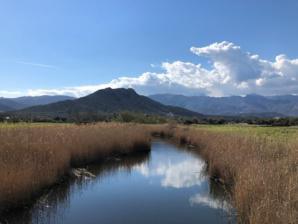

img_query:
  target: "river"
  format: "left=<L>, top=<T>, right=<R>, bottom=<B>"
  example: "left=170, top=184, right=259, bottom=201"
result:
left=3, top=141, right=235, bottom=224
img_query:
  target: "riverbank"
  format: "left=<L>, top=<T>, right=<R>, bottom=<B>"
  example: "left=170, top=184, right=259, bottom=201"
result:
left=0, top=123, right=297, bottom=223
left=148, top=124, right=297, bottom=224
left=0, top=123, right=151, bottom=213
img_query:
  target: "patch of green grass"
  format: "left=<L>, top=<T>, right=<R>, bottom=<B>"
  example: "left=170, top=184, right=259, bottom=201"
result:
left=192, top=124, right=298, bottom=141
left=0, top=122, right=69, bottom=129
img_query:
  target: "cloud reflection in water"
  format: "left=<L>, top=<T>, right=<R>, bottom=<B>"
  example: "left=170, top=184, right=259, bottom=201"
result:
left=189, top=194, right=232, bottom=211
left=135, top=155, right=206, bottom=188
left=134, top=146, right=232, bottom=213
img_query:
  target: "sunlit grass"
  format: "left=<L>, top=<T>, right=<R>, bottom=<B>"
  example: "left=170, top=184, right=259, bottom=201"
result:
left=1, top=122, right=297, bottom=223
left=193, top=124, right=298, bottom=140
left=0, top=123, right=150, bottom=212
left=149, top=124, right=298, bottom=224
left=0, top=122, right=69, bottom=129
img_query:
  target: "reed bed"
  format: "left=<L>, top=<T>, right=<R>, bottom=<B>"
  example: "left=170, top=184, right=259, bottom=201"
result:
left=0, top=122, right=297, bottom=223
left=0, top=123, right=151, bottom=212
left=147, top=124, right=298, bottom=224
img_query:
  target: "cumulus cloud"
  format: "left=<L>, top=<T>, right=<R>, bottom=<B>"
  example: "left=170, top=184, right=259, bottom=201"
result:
left=191, top=41, right=263, bottom=82
left=2, top=41, right=298, bottom=97
left=189, top=41, right=298, bottom=96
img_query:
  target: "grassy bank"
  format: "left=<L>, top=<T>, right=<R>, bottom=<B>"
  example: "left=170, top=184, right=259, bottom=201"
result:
left=148, top=124, right=298, bottom=224
left=0, top=123, right=151, bottom=212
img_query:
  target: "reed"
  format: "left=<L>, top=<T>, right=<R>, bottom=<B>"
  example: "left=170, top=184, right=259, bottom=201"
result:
left=0, top=123, right=150, bottom=212
left=148, top=124, right=298, bottom=224
left=1, top=123, right=297, bottom=223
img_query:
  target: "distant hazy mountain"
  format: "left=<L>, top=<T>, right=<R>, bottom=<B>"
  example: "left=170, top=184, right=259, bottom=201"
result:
left=13, top=95, right=75, bottom=107
left=0, top=98, right=25, bottom=112
left=0, top=95, right=75, bottom=112
left=16, top=88, right=202, bottom=118
left=149, top=94, right=298, bottom=117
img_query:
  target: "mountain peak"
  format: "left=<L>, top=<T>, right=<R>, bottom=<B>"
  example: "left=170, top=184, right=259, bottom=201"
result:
left=92, top=88, right=137, bottom=96
left=245, top=94, right=265, bottom=99
left=14, top=88, right=201, bottom=118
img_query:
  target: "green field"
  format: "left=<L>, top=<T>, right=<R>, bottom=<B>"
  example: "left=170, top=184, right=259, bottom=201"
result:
left=0, top=122, right=70, bottom=129
left=193, top=124, right=298, bottom=140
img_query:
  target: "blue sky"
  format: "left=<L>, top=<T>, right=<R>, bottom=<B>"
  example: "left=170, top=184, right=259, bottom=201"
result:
left=1, top=0, right=298, bottom=97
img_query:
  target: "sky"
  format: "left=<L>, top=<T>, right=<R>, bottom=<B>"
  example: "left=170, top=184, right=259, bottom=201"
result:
left=0, top=0, right=298, bottom=97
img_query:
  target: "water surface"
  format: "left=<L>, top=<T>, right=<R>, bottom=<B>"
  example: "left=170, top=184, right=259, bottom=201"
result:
left=3, top=141, right=234, bottom=224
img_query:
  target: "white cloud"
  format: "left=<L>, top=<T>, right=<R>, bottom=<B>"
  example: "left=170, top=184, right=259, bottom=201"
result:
left=0, top=90, right=23, bottom=98
left=190, top=41, right=298, bottom=96
left=2, top=41, right=298, bottom=97
left=191, top=41, right=264, bottom=82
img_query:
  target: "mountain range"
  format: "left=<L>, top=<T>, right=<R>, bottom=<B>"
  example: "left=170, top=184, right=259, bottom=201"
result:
left=0, top=95, right=75, bottom=112
left=2, top=90, right=298, bottom=118
left=149, top=94, right=298, bottom=117
left=12, top=88, right=202, bottom=118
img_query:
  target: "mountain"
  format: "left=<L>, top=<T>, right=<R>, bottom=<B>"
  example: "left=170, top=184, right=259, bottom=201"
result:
left=149, top=94, right=298, bottom=117
left=0, top=98, right=25, bottom=112
left=12, top=95, right=75, bottom=107
left=14, top=88, right=202, bottom=118
left=0, top=95, right=75, bottom=112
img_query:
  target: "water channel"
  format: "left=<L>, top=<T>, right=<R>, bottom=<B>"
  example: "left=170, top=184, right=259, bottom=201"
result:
left=3, top=141, right=235, bottom=224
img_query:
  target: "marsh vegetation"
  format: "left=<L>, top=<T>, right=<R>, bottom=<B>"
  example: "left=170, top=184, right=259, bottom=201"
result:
left=150, top=124, right=298, bottom=223
left=0, top=123, right=150, bottom=213
left=0, top=123, right=297, bottom=223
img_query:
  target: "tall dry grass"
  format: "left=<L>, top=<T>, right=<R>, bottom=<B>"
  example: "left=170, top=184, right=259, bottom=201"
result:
left=0, top=123, right=150, bottom=212
left=1, top=123, right=297, bottom=223
left=147, top=124, right=298, bottom=224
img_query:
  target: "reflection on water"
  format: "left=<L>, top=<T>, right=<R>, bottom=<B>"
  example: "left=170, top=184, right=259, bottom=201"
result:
left=1, top=141, right=235, bottom=224
left=135, top=154, right=206, bottom=188
left=189, top=194, right=231, bottom=211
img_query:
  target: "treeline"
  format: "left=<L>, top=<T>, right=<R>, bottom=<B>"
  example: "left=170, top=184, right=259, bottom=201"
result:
left=0, top=111, right=169, bottom=124
left=1, top=111, right=298, bottom=126
left=182, top=116, right=298, bottom=126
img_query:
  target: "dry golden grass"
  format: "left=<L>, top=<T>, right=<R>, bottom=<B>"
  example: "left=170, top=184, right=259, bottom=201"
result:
left=0, top=123, right=150, bottom=212
left=147, top=124, right=298, bottom=224
left=0, top=122, right=297, bottom=223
